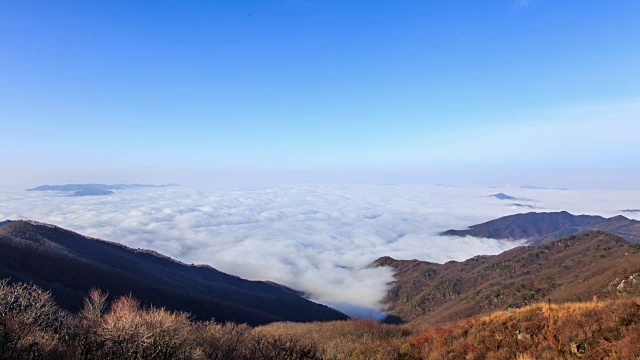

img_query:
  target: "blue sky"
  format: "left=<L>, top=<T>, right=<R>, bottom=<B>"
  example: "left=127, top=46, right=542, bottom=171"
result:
left=1, top=1, right=639, bottom=188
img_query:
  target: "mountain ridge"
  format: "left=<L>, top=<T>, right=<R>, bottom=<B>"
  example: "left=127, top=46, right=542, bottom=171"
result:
left=26, top=183, right=177, bottom=196
left=376, top=231, right=640, bottom=327
left=441, top=211, right=640, bottom=245
left=0, top=220, right=347, bottom=325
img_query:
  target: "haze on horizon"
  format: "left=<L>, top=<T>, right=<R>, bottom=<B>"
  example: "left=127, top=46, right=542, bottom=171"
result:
left=1, top=0, right=639, bottom=189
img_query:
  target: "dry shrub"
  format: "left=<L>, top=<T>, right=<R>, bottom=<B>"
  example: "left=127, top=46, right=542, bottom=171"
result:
left=195, top=322, right=253, bottom=359
left=0, top=279, right=64, bottom=331
left=258, top=318, right=412, bottom=360
left=0, top=279, right=325, bottom=359
left=70, top=288, right=109, bottom=358
left=0, top=279, right=69, bottom=359
left=98, top=294, right=193, bottom=359
left=248, top=331, right=323, bottom=360
left=81, top=288, right=108, bottom=324
left=194, top=321, right=323, bottom=359
left=6, top=277, right=640, bottom=360
left=616, top=323, right=640, bottom=358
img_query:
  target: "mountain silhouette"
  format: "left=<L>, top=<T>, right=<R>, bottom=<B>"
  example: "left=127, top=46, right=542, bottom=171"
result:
left=0, top=220, right=347, bottom=325
left=440, top=211, right=640, bottom=245
left=26, top=183, right=177, bottom=196
left=377, top=231, right=640, bottom=326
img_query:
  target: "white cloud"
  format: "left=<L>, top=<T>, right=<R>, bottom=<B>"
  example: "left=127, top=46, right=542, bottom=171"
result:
left=1, top=184, right=639, bottom=317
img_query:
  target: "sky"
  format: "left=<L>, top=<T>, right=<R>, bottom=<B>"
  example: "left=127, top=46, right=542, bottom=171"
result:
left=1, top=0, right=639, bottom=188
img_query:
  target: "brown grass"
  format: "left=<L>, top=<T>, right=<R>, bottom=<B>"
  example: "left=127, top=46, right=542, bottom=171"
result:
left=380, top=231, right=640, bottom=328
left=257, top=319, right=414, bottom=360
left=413, top=298, right=640, bottom=359
left=4, top=278, right=640, bottom=359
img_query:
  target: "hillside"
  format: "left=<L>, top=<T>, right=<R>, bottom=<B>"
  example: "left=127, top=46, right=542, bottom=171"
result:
left=261, top=297, right=640, bottom=359
left=412, top=297, right=640, bottom=359
left=376, top=231, right=640, bottom=326
left=0, top=220, right=346, bottom=325
left=4, top=273, right=640, bottom=360
left=441, top=211, right=640, bottom=244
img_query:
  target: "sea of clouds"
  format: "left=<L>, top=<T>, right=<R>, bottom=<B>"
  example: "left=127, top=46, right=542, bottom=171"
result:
left=1, top=184, right=639, bottom=317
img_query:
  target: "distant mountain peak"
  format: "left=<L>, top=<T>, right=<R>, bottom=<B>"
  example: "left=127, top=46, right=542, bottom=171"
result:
left=25, top=183, right=178, bottom=197
left=440, top=211, right=640, bottom=245
left=489, top=193, right=517, bottom=200
left=609, top=215, right=631, bottom=221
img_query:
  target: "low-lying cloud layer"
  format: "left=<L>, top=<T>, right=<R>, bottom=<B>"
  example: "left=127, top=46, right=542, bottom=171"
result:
left=1, top=184, right=639, bottom=317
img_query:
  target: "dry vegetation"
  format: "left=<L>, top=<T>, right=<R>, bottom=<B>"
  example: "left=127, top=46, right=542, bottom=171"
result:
left=413, top=298, right=640, bottom=359
left=257, top=319, right=413, bottom=360
left=378, top=231, right=640, bottom=326
left=4, top=277, right=640, bottom=359
left=0, top=279, right=322, bottom=359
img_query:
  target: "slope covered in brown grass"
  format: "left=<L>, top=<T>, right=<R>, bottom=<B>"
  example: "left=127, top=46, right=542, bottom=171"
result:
left=413, top=297, right=640, bottom=359
left=258, top=297, right=640, bottom=359
left=258, top=319, right=415, bottom=360
left=376, top=231, right=640, bottom=326
left=6, top=277, right=640, bottom=360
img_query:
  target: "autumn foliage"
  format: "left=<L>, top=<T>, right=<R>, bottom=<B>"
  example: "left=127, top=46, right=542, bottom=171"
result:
left=4, top=278, right=640, bottom=359
left=0, top=279, right=321, bottom=359
left=413, top=299, right=640, bottom=359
